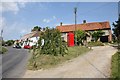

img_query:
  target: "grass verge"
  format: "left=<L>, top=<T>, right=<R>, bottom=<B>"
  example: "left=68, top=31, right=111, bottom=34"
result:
left=88, top=41, right=104, bottom=47
left=111, top=51, right=120, bottom=79
left=28, top=46, right=90, bottom=70
left=0, top=46, right=7, bottom=54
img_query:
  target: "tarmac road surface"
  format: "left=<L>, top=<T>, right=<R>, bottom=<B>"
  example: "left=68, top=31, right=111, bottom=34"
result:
left=1, top=46, right=29, bottom=78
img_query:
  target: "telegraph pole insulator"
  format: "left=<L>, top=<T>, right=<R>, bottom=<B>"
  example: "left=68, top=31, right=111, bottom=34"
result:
left=74, top=7, right=77, bottom=14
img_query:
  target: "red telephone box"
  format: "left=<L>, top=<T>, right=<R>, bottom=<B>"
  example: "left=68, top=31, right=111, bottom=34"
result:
left=67, top=32, right=74, bottom=47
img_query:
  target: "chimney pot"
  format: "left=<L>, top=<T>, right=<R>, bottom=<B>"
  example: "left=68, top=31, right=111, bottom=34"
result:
left=83, top=20, right=86, bottom=23
left=60, top=22, right=62, bottom=26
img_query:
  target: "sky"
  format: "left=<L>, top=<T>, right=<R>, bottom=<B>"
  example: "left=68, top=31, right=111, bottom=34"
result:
left=0, top=1, right=119, bottom=40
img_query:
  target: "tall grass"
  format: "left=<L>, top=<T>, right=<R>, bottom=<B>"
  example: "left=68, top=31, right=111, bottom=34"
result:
left=0, top=46, right=7, bottom=54
left=111, top=52, right=120, bottom=79
left=28, top=46, right=90, bottom=70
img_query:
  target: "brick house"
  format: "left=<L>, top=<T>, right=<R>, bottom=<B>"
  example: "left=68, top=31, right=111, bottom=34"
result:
left=56, top=21, right=112, bottom=42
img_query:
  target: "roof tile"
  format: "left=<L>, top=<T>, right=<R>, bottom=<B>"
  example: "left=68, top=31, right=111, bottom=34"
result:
left=56, top=21, right=111, bottom=32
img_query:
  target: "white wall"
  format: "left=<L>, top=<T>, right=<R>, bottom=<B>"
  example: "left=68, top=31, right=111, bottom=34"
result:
left=21, top=36, right=39, bottom=48
left=29, top=37, right=39, bottom=46
left=61, top=33, right=67, bottom=42
left=102, top=30, right=109, bottom=36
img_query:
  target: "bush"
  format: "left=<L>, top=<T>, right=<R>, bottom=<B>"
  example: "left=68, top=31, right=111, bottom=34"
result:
left=75, top=30, right=86, bottom=46
left=30, top=28, right=68, bottom=69
left=0, top=46, right=7, bottom=54
left=111, top=52, right=120, bottom=78
left=38, top=28, right=68, bottom=56
left=5, top=40, right=14, bottom=46
left=91, top=30, right=105, bottom=42
left=88, top=41, right=104, bottom=47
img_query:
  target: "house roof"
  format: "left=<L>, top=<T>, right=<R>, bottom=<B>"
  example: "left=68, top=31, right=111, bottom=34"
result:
left=20, top=31, right=40, bottom=40
left=56, top=21, right=111, bottom=32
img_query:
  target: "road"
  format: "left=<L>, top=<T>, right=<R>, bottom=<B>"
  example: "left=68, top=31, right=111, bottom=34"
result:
left=23, top=46, right=117, bottom=78
left=1, top=46, right=29, bottom=78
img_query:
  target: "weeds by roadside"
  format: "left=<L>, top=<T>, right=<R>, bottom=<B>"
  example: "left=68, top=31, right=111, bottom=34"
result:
left=28, top=46, right=90, bottom=70
left=88, top=41, right=104, bottom=47
left=111, top=51, right=120, bottom=79
left=0, top=46, right=7, bottom=54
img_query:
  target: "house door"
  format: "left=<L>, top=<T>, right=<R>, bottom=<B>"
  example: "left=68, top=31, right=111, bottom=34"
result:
left=100, top=36, right=108, bottom=42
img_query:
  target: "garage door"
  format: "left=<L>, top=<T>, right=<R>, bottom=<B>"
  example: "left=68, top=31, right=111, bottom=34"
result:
left=100, top=36, right=108, bottom=42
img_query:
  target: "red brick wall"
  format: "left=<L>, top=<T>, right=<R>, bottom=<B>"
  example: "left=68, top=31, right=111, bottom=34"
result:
left=108, top=30, right=112, bottom=42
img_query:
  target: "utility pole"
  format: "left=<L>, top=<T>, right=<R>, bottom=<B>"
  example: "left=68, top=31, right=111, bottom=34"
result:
left=1, top=29, right=3, bottom=37
left=0, top=29, right=3, bottom=46
left=74, top=7, right=77, bottom=46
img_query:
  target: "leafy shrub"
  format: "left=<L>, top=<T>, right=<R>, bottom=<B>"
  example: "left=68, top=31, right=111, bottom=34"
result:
left=5, top=40, right=14, bottom=46
left=29, top=27, right=68, bottom=69
left=88, top=41, right=104, bottom=47
left=38, top=28, right=68, bottom=56
left=91, top=30, right=105, bottom=42
left=75, top=30, right=86, bottom=46
left=111, top=52, right=120, bottom=78
left=0, top=46, right=7, bottom=54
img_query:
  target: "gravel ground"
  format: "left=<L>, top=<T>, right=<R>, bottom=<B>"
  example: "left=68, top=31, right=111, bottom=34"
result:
left=23, top=45, right=117, bottom=78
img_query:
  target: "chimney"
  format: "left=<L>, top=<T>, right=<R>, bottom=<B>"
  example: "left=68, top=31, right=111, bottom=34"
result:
left=83, top=20, right=86, bottom=24
left=60, top=22, right=62, bottom=26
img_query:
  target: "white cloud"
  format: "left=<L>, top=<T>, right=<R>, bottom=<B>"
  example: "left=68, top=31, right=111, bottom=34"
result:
left=43, top=19, right=50, bottom=23
left=3, top=22, right=31, bottom=40
left=1, top=2, right=19, bottom=14
left=0, top=2, right=27, bottom=14
left=43, top=16, right=57, bottom=23
left=18, top=2, right=27, bottom=8
left=0, top=1, right=28, bottom=40
left=0, top=2, right=27, bottom=30
left=53, top=16, right=56, bottom=19
left=0, top=2, right=28, bottom=33
left=20, top=29, right=27, bottom=34
left=4, top=22, right=30, bottom=34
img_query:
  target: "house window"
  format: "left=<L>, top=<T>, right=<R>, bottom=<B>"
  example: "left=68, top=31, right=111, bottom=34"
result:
left=62, top=33, right=66, bottom=36
left=61, top=37, right=64, bottom=41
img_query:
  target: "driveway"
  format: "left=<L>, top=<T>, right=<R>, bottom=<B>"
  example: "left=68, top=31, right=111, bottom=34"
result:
left=23, top=45, right=117, bottom=78
left=1, top=46, right=29, bottom=78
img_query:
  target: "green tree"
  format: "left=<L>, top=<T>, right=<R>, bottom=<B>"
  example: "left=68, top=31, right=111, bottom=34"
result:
left=75, top=30, right=86, bottom=46
left=91, top=30, right=105, bottom=42
left=31, top=26, right=41, bottom=32
left=30, top=27, right=68, bottom=69
left=113, top=14, right=120, bottom=50
left=5, top=40, right=14, bottom=46
left=38, top=27, right=68, bottom=56
left=112, top=14, right=120, bottom=79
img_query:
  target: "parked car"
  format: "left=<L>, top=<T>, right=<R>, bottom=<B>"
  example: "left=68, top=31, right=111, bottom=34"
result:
left=13, top=44, right=16, bottom=48
left=24, top=45, right=32, bottom=49
left=15, top=45, right=21, bottom=49
left=13, top=45, right=21, bottom=49
left=4, top=44, right=8, bottom=46
left=13, top=43, right=21, bottom=49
